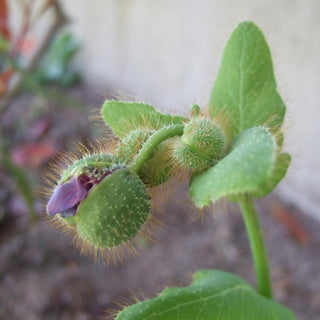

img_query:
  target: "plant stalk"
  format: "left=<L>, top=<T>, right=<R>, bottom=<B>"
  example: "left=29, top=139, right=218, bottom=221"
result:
left=239, top=194, right=272, bottom=298
left=129, top=124, right=184, bottom=173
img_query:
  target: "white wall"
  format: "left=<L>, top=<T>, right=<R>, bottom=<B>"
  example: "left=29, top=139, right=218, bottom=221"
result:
left=42, top=1, right=320, bottom=219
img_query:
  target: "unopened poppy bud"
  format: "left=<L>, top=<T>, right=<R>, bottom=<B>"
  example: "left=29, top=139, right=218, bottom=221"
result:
left=46, top=153, right=151, bottom=250
left=75, top=168, right=150, bottom=248
left=46, top=154, right=120, bottom=218
left=173, top=118, right=226, bottom=171
left=116, top=129, right=174, bottom=187
left=116, top=129, right=154, bottom=164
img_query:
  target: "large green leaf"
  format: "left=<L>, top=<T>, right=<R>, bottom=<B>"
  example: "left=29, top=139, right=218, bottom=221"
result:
left=209, top=21, right=286, bottom=138
left=116, top=269, right=296, bottom=320
left=189, top=127, right=289, bottom=208
left=101, top=101, right=186, bottom=138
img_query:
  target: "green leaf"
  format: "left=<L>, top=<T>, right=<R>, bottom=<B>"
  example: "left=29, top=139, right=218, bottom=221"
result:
left=35, top=30, right=80, bottom=86
left=209, top=21, right=286, bottom=138
left=116, top=269, right=296, bottom=320
left=189, top=127, right=287, bottom=208
left=101, top=100, right=186, bottom=138
left=253, top=152, right=290, bottom=198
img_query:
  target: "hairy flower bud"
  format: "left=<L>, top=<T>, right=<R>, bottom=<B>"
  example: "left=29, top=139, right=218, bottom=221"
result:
left=46, top=154, right=120, bottom=217
left=75, top=168, right=150, bottom=248
left=116, top=129, right=174, bottom=186
left=173, top=118, right=226, bottom=171
left=116, top=129, right=154, bottom=164
left=46, top=154, right=150, bottom=250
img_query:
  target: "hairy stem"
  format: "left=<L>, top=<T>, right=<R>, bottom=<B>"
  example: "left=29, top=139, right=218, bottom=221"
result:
left=130, top=124, right=184, bottom=173
left=239, top=194, right=272, bottom=298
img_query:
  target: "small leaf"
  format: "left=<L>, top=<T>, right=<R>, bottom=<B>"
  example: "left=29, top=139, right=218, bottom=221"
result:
left=116, top=269, right=296, bottom=320
left=101, top=100, right=186, bottom=138
left=209, top=21, right=285, bottom=138
left=189, top=127, right=287, bottom=208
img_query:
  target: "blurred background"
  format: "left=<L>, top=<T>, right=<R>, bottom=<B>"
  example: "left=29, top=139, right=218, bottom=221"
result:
left=0, top=0, right=319, bottom=319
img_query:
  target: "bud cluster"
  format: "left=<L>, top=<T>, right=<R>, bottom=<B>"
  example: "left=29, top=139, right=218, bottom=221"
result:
left=45, top=106, right=227, bottom=259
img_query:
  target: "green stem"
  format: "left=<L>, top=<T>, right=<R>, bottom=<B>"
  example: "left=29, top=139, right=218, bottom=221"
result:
left=129, top=124, right=184, bottom=173
left=239, top=194, right=272, bottom=298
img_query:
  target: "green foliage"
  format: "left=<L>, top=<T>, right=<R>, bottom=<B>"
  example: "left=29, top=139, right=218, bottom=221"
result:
left=103, top=102, right=186, bottom=185
left=35, top=30, right=80, bottom=86
left=209, top=21, right=285, bottom=138
left=101, top=100, right=186, bottom=138
left=189, top=127, right=290, bottom=207
left=116, top=269, right=296, bottom=320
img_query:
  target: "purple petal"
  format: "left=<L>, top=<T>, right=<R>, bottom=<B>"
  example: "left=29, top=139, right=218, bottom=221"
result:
left=46, top=177, right=87, bottom=216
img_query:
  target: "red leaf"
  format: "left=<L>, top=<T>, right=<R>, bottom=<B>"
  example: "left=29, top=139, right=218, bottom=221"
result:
left=11, top=143, right=57, bottom=169
left=0, top=0, right=11, bottom=40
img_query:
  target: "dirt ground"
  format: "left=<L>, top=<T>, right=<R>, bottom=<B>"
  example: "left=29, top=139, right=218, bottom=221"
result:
left=0, top=89, right=319, bottom=320
left=0, top=186, right=319, bottom=320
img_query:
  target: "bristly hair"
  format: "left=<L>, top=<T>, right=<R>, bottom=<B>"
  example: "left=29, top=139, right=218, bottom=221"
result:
left=103, top=286, right=154, bottom=320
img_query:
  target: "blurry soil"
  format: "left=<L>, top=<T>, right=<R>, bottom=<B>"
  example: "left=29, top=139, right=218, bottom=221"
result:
left=0, top=88, right=319, bottom=320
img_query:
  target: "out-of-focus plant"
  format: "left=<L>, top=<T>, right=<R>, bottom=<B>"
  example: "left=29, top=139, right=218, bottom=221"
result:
left=0, top=0, right=81, bottom=222
left=0, top=0, right=67, bottom=109
left=45, top=21, right=297, bottom=319
left=34, top=30, right=80, bottom=86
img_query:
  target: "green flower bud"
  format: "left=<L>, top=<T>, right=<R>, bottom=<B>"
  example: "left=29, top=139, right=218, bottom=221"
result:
left=75, top=168, right=150, bottom=248
left=116, top=129, right=154, bottom=164
left=46, top=153, right=150, bottom=250
left=116, top=129, right=174, bottom=187
left=139, top=138, right=175, bottom=186
left=173, top=118, right=226, bottom=171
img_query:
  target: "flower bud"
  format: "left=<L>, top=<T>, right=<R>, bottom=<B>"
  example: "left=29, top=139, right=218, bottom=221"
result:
left=46, top=154, right=150, bottom=249
left=46, top=154, right=119, bottom=218
left=116, top=129, right=174, bottom=187
left=75, top=168, right=150, bottom=248
left=173, top=118, right=226, bottom=171
left=116, top=129, right=154, bottom=164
